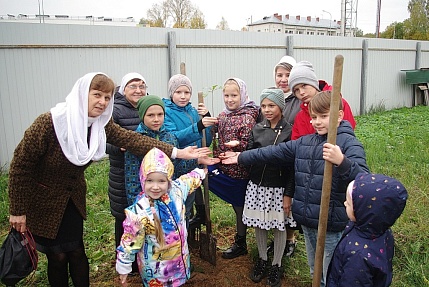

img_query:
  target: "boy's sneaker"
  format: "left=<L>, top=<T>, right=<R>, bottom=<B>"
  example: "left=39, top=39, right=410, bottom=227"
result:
left=250, top=257, right=268, bottom=283
left=267, top=264, right=282, bottom=287
left=284, top=240, right=297, bottom=257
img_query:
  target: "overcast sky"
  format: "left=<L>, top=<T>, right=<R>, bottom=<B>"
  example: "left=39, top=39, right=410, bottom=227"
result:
left=1, top=0, right=410, bottom=34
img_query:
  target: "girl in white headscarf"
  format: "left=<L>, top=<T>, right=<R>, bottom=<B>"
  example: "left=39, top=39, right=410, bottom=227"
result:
left=209, top=78, right=259, bottom=259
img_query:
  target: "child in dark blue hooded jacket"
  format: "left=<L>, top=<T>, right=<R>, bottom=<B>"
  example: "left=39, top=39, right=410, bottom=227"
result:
left=326, top=173, right=408, bottom=287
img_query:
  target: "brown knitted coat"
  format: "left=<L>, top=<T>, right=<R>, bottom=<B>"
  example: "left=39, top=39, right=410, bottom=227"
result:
left=8, top=112, right=173, bottom=239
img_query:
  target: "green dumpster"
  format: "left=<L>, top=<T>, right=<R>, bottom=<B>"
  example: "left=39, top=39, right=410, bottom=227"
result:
left=401, top=68, right=429, bottom=106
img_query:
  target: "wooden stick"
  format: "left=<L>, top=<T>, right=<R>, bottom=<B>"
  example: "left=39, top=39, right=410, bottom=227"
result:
left=312, top=55, right=344, bottom=287
left=198, top=91, right=212, bottom=233
left=180, top=62, right=186, bottom=75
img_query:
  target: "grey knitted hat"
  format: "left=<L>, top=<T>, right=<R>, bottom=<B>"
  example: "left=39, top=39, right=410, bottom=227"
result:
left=288, top=61, right=320, bottom=92
left=260, top=88, right=285, bottom=111
left=168, top=74, right=192, bottom=99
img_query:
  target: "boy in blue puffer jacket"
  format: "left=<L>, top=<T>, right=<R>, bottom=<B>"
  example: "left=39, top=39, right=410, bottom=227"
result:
left=221, top=90, right=370, bottom=287
left=162, top=74, right=218, bottom=228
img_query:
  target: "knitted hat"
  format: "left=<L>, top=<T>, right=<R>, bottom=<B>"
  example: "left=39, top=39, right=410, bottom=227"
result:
left=273, top=55, right=296, bottom=79
left=136, top=95, right=164, bottom=120
left=288, top=61, right=320, bottom=91
left=118, top=72, right=146, bottom=95
left=260, top=88, right=285, bottom=111
left=168, top=74, right=192, bottom=99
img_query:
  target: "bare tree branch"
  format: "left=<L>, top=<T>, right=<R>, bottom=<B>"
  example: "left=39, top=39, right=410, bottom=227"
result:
left=147, top=2, right=169, bottom=27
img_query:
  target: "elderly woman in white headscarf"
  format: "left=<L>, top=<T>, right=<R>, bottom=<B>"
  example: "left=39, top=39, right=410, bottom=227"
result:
left=106, top=72, right=148, bottom=275
left=8, top=72, right=207, bottom=287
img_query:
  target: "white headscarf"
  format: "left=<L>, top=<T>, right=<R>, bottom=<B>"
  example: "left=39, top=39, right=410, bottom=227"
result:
left=273, top=55, right=296, bottom=80
left=51, top=72, right=114, bottom=166
left=222, top=77, right=256, bottom=114
left=118, top=72, right=146, bottom=95
left=274, top=56, right=296, bottom=98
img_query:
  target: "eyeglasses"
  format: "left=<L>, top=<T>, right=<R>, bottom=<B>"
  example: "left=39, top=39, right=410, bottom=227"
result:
left=127, top=84, right=147, bottom=90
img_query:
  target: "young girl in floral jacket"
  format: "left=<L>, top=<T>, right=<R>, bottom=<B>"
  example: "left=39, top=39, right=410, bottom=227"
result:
left=209, top=77, right=259, bottom=259
left=116, top=148, right=206, bottom=287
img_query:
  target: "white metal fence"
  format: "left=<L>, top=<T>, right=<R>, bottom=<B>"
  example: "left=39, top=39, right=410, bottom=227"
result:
left=1, top=22, right=428, bottom=167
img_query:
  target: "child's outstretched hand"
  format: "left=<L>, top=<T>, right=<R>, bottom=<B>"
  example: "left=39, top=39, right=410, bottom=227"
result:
left=177, top=146, right=211, bottom=159
left=119, top=274, right=128, bottom=286
left=198, top=156, right=221, bottom=166
left=225, top=140, right=239, bottom=147
left=201, top=116, right=218, bottom=127
left=219, top=151, right=240, bottom=164
left=322, top=143, right=344, bottom=165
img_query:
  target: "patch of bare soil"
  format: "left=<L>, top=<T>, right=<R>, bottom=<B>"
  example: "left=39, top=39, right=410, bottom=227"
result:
left=185, top=226, right=303, bottom=287
left=93, top=226, right=305, bottom=287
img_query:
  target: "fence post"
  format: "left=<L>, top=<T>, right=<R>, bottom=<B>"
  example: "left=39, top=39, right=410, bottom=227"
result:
left=415, top=42, right=421, bottom=69
left=360, top=39, right=368, bottom=115
left=168, top=31, right=177, bottom=79
left=286, top=35, right=294, bottom=57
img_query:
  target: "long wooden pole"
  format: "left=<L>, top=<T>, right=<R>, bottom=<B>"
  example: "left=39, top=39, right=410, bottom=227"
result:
left=197, top=92, right=212, bottom=233
left=312, top=55, right=344, bottom=287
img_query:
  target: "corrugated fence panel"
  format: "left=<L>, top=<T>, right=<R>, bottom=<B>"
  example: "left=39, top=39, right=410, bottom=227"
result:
left=1, top=22, right=428, bottom=167
left=174, top=29, right=290, bottom=116
left=292, top=35, right=364, bottom=115
left=0, top=23, right=171, bottom=167
left=366, top=39, right=418, bottom=110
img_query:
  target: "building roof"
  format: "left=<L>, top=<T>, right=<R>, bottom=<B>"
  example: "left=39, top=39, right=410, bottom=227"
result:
left=249, top=14, right=340, bottom=29
left=0, top=13, right=137, bottom=26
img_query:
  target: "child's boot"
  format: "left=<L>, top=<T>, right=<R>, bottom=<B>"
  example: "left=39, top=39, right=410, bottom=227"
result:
left=250, top=257, right=268, bottom=283
left=189, top=204, right=206, bottom=229
left=222, top=233, right=248, bottom=259
left=267, top=264, right=282, bottom=287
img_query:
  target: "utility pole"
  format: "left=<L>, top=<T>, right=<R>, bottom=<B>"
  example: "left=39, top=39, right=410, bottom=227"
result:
left=345, top=0, right=358, bottom=37
left=37, top=0, right=41, bottom=23
left=376, top=0, right=381, bottom=37
left=42, top=0, right=45, bottom=23
left=341, top=0, right=346, bottom=36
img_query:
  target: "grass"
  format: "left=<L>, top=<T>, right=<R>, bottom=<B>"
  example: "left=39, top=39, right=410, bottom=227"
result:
left=1, top=105, right=429, bottom=286
left=354, top=106, right=429, bottom=286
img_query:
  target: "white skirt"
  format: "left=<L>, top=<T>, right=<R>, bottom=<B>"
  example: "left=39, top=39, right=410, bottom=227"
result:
left=243, top=180, right=295, bottom=231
